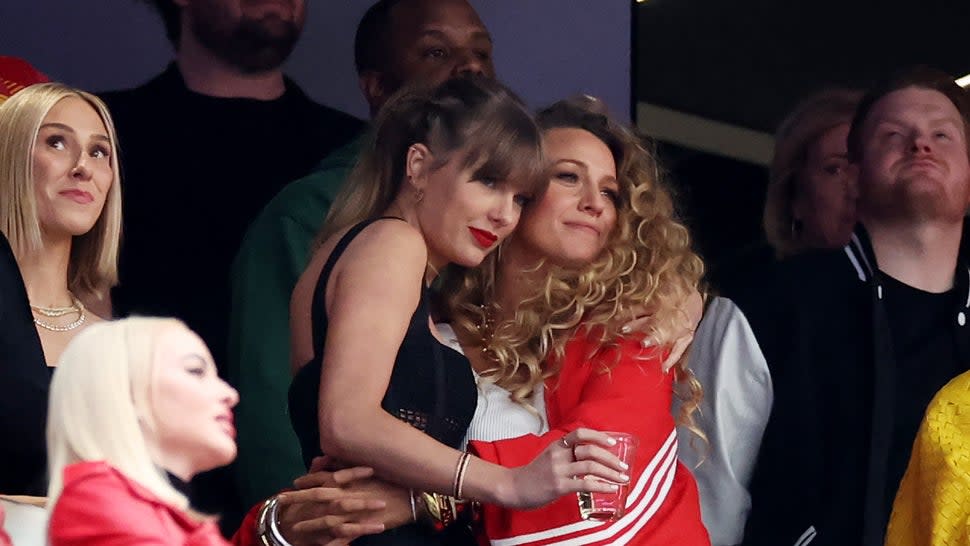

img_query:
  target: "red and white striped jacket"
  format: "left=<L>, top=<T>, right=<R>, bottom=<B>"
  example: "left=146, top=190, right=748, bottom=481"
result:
left=469, top=330, right=710, bottom=546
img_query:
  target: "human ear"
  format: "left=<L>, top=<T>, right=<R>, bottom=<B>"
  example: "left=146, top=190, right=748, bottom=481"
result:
left=358, top=71, right=387, bottom=115
left=405, top=143, right=432, bottom=191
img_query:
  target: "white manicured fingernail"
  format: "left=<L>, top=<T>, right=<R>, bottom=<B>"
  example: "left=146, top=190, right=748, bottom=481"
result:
left=607, top=437, right=618, bottom=446
left=620, top=325, right=632, bottom=334
left=620, top=461, right=629, bottom=470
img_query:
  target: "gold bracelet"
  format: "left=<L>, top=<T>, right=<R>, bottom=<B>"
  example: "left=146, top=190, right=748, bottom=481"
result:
left=419, top=492, right=458, bottom=530
left=452, top=452, right=471, bottom=498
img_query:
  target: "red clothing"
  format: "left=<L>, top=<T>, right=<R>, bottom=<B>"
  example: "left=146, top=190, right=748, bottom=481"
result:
left=0, top=504, right=11, bottom=546
left=49, top=461, right=228, bottom=546
left=229, top=504, right=261, bottom=546
left=470, top=332, right=710, bottom=546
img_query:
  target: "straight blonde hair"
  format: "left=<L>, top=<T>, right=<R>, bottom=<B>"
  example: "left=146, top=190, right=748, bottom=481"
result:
left=46, top=318, right=192, bottom=514
left=0, top=82, right=122, bottom=299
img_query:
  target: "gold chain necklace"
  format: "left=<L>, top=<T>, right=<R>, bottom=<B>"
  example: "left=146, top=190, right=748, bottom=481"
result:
left=31, top=294, right=87, bottom=332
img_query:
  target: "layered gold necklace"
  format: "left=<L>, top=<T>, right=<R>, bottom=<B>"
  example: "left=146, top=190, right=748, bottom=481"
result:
left=31, top=293, right=86, bottom=332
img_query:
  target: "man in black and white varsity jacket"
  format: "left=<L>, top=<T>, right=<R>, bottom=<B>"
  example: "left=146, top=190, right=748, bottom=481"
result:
left=686, top=67, right=970, bottom=546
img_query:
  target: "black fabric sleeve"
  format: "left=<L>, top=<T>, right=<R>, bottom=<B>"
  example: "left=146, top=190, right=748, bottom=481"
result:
left=0, top=233, right=50, bottom=494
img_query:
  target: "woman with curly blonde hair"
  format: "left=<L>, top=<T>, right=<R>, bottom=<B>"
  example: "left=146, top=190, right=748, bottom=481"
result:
left=435, top=96, right=708, bottom=545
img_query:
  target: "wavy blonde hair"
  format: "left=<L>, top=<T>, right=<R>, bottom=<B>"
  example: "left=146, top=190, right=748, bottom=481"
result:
left=442, top=96, right=705, bottom=436
left=0, top=82, right=122, bottom=299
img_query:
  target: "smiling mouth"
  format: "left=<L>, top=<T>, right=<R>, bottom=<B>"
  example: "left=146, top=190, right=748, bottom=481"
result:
left=60, top=190, right=94, bottom=204
left=564, top=222, right=599, bottom=236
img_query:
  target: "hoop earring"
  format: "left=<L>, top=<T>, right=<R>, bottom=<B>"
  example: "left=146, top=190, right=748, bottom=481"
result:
left=414, top=187, right=424, bottom=203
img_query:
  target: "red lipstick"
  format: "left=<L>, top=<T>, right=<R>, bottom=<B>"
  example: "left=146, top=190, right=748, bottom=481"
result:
left=468, top=227, right=498, bottom=248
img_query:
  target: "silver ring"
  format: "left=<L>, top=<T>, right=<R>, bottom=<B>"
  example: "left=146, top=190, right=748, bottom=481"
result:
left=560, top=436, right=571, bottom=449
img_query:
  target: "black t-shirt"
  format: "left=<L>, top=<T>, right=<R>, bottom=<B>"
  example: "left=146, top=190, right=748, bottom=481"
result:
left=101, top=64, right=364, bottom=369
left=880, top=271, right=962, bottom=518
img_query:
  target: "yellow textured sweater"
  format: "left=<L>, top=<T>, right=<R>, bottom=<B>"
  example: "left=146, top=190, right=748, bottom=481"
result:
left=886, top=371, right=970, bottom=546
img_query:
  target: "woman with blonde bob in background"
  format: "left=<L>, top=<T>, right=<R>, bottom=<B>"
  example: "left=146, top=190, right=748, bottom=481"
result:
left=763, top=88, right=862, bottom=259
left=46, top=317, right=238, bottom=545
left=0, top=82, right=122, bottom=495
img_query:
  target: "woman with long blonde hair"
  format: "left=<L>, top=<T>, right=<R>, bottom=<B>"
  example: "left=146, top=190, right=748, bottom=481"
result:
left=439, top=96, right=707, bottom=545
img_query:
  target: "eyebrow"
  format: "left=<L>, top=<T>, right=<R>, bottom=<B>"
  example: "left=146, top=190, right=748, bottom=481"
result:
left=555, top=159, right=619, bottom=184
left=40, top=122, right=111, bottom=144
left=180, top=353, right=210, bottom=367
left=875, top=116, right=962, bottom=128
left=419, top=28, right=493, bottom=43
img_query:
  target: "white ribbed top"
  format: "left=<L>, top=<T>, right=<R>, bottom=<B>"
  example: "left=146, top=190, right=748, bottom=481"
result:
left=435, top=324, right=549, bottom=445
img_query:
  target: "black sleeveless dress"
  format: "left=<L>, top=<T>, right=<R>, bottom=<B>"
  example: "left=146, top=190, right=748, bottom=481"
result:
left=288, top=218, right=478, bottom=545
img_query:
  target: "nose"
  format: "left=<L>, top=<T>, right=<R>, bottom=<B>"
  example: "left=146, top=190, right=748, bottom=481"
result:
left=452, top=49, right=487, bottom=78
left=221, top=379, right=240, bottom=408
left=909, top=131, right=933, bottom=155
left=579, top=186, right=606, bottom=216
left=489, top=193, right=518, bottom=229
left=71, top=155, right=92, bottom=181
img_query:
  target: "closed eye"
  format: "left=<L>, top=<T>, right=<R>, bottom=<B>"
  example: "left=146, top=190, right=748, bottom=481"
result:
left=513, top=193, right=533, bottom=207
left=555, top=171, right=579, bottom=184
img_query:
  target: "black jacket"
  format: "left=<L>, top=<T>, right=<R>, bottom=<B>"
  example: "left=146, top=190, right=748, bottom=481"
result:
left=732, top=226, right=970, bottom=546
left=0, top=232, right=50, bottom=494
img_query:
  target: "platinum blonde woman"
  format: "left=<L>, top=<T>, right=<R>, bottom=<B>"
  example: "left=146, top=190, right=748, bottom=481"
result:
left=46, top=318, right=237, bottom=545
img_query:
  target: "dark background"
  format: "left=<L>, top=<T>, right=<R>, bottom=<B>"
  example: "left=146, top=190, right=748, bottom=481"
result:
left=632, top=0, right=970, bottom=280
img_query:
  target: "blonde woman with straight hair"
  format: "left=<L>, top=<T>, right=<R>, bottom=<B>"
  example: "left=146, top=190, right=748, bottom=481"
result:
left=0, top=82, right=122, bottom=496
left=47, top=317, right=238, bottom=545
left=0, top=82, right=122, bottom=361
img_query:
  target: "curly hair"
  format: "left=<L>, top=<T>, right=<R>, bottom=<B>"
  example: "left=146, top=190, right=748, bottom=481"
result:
left=441, top=96, right=706, bottom=438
